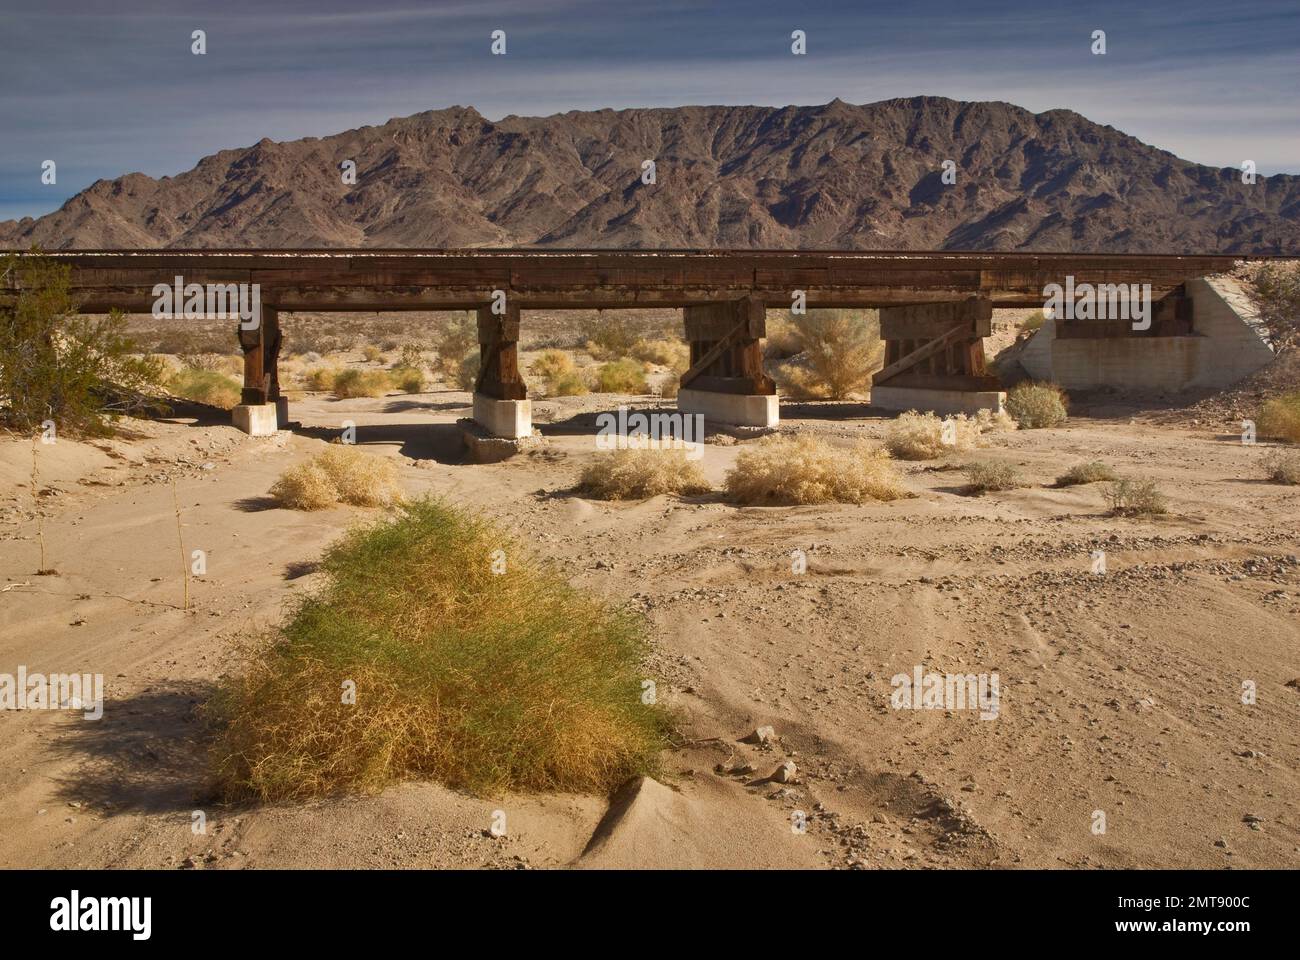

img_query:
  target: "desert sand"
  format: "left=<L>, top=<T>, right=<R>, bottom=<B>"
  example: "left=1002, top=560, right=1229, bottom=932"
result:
left=2, top=375, right=1298, bottom=870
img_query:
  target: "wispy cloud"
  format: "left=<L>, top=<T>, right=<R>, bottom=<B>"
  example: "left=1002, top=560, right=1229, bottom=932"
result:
left=1, top=0, right=1296, bottom=221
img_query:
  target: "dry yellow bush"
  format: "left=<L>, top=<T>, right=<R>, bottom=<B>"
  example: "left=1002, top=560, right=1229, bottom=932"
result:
left=578, top=448, right=711, bottom=500
left=725, top=435, right=908, bottom=505
left=885, top=411, right=985, bottom=460
left=631, top=338, right=689, bottom=367
left=270, top=447, right=404, bottom=510
left=1006, top=381, right=1068, bottom=428
left=529, top=349, right=588, bottom=396
left=302, top=366, right=341, bottom=391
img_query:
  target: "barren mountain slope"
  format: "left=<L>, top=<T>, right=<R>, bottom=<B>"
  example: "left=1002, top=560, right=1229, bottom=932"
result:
left=3, top=98, right=1297, bottom=252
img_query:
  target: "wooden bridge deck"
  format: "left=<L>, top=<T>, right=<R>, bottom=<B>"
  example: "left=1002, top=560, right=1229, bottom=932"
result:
left=10, top=248, right=1249, bottom=312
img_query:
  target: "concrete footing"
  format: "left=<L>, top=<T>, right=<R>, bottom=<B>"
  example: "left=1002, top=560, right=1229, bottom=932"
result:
left=274, top=396, right=290, bottom=427
left=677, top=388, right=779, bottom=428
left=457, top=418, right=542, bottom=463
left=232, top=403, right=279, bottom=436
left=870, top=386, right=1006, bottom=417
left=472, top=393, right=532, bottom=439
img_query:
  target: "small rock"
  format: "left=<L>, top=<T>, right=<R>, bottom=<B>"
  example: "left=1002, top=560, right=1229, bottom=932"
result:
left=772, top=761, right=797, bottom=783
left=744, top=725, right=776, bottom=745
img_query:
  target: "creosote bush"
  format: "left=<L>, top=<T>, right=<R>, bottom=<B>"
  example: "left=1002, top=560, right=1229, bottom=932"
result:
left=582, top=315, right=639, bottom=360
left=269, top=446, right=404, bottom=510
left=332, top=369, right=392, bottom=399
left=578, top=448, right=711, bottom=500
left=631, top=338, right=689, bottom=368
left=772, top=309, right=882, bottom=400
left=963, top=460, right=1024, bottom=494
left=390, top=366, right=425, bottom=394
left=0, top=250, right=164, bottom=434
left=1105, top=477, right=1167, bottom=517
left=594, top=358, right=650, bottom=394
left=432, top=313, right=479, bottom=388
left=1256, top=392, right=1300, bottom=443
left=724, top=435, right=908, bottom=505
left=302, top=366, right=341, bottom=392
left=1055, top=460, right=1118, bottom=486
left=167, top=367, right=241, bottom=410
left=530, top=349, right=587, bottom=396
left=1005, top=381, right=1069, bottom=429
left=208, top=497, right=669, bottom=800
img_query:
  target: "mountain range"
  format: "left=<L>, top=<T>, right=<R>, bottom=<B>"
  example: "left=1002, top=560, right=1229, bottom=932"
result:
left=3, top=97, right=1297, bottom=252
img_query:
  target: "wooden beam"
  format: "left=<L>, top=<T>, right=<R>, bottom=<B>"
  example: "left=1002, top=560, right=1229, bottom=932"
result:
left=872, top=323, right=969, bottom=385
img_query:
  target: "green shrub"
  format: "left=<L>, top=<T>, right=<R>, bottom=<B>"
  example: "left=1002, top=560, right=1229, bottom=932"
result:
left=0, top=251, right=164, bottom=434
left=1006, top=381, right=1068, bottom=429
left=1256, top=392, right=1300, bottom=443
left=582, top=315, right=638, bottom=360
left=391, top=366, right=425, bottom=394
left=208, top=497, right=669, bottom=800
left=333, top=369, right=392, bottom=399
left=595, top=358, right=650, bottom=394
left=168, top=367, right=241, bottom=410
left=433, top=314, right=479, bottom=384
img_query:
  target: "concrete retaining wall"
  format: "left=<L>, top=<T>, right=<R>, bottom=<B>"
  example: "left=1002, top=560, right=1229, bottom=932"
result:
left=1019, top=276, right=1274, bottom=391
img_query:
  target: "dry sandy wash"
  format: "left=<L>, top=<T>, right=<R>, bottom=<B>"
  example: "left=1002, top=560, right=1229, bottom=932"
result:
left=1, top=386, right=1298, bottom=870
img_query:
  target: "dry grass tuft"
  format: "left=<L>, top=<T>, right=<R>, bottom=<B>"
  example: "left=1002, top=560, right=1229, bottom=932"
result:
left=332, top=369, right=392, bottom=399
left=724, top=435, right=908, bottom=505
left=1105, top=477, right=1168, bottom=517
left=1055, top=460, right=1118, bottom=486
left=578, top=448, right=711, bottom=500
left=207, top=497, right=669, bottom=800
left=1263, top=448, right=1300, bottom=485
left=1006, top=381, right=1069, bottom=429
left=885, top=411, right=985, bottom=460
left=269, top=447, right=404, bottom=510
left=963, top=460, right=1024, bottom=494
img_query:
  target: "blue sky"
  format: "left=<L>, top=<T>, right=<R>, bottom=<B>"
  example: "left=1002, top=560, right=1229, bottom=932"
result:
left=1, top=0, right=1297, bottom=221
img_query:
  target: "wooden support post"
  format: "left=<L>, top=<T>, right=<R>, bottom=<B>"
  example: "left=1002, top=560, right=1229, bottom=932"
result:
left=474, top=302, right=527, bottom=401
left=238, top=305, right=267, bottom=406
left=680, top=297, right=775, bottom=396
left=263, top=306, right=282, bottom=403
